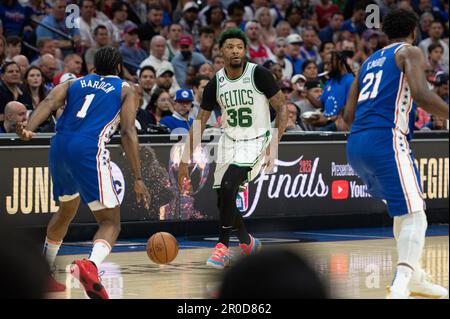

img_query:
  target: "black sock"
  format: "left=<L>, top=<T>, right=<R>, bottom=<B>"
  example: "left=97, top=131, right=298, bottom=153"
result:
left=218, top=226, right=233, bottom=247
left=233, top=212, right=251, bottom=245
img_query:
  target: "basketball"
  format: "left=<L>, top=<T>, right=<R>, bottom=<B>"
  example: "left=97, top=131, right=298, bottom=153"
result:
left=146, top=232, right=179, bottom=264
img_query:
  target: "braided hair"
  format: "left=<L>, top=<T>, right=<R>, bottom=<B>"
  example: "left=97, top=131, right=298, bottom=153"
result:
left=328, top=50, right=354, bottom=80
left=93, top=47, right=123, bottom=77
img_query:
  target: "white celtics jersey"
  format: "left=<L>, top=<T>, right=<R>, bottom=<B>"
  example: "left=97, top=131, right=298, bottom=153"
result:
left=216, top=62, right=271, bottom=140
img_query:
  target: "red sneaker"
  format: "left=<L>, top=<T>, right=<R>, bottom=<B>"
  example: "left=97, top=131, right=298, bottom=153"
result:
left=70, top=259, right=109, bottom=299
left=47, top=275, right=66, bottom=292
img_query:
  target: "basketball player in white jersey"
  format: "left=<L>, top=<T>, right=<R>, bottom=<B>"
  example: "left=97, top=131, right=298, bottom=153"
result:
left=178, top=28, right=288, bottom=269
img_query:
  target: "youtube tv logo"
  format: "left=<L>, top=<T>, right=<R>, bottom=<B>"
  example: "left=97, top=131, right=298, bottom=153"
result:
left=331, top=180, right=349, bottom=200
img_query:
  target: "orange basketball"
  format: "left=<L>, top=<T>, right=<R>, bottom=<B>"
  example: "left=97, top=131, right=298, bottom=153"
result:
left=146, top=232, right=179, bottom=264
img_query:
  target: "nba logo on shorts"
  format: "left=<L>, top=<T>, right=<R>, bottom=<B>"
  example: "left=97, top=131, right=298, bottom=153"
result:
left=236, top=184, right=249, bottom=212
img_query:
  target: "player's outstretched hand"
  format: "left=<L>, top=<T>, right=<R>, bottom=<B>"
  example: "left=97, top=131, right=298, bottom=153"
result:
left=134, top=179, right=150, bottom=209
left=16, top=122, right=35, bottom=141
left=178, top=161, right=191, bottom=194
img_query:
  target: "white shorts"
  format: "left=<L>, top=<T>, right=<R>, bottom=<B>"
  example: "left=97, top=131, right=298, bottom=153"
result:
left=213, top=132, right=271, bottom=189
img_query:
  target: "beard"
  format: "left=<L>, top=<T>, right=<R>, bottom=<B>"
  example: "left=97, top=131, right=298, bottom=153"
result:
left=230, top=58, right=243, bottom=69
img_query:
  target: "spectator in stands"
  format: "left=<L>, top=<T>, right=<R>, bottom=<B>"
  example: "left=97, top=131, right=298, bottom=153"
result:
left=419, top=12, right=434, bottom=42
left=0, top=101, right=27, bottom=133
left=166, top=23, right=182, bottom=61
left=245, top=21, right=275, bottom=65
left=271, top=38, right=293, bottom=81
left=279, top=79, right=293, bottom=103
left=319, top=12, right=344, bottom=43
left=172, top=35, right=207, bottom=88
left=419, top=21, right=449, bottom=72
left=138, top=3, right=165, bottom=53
left=255, top=7, right=276, bottom=48
left=427, top=43, right=448, bottom=73
left=180, top=2, right=201, bottom=43
left=341, top=38, right=362, bottom=73
left=155, top=65, right=179, bottom=96
left=296, top=79, right=322, bottom=131
left=212, top=54, right=224, bottom=73
left=198, top=63, right=215, bottom=80
left=12, top=55, right=29, bottom=79
left=35, top=0, right=81, bottom=55
left=140, top=35, right=171, bottom=73
left=227, top=2, right=245, bottom=30
left=204, top=5, right=226, bottom=37
left=85, top=25, right=110, bottom=73
left=285, top=5, right=304, bottom=35
left=300, top=27, right=321, bottom=65
left=341, top=1, right=367, bottom=35
left=360, top=29, right=382, bottom=61
left=315, top=0, right=340, bottom=28
left=119, top=24, right=148, bottom=76
left=52, top=54, right=82, bottom=86
left=284, top=102, right=303, bottom=132
left=147, top=87, right=173, bottom=125
left=110, top=1, right=135, bottom=36
left=38, top=53, right=58, bottom=91
left=290, top=74, right=307, bottom=104
left=304, top=50, right=354, bottom=131
left=433, top=72, right=449, bottom=104
left=77, top=0, right=119, bottom=49
left=243, top=0, right=268, bottom=22
left=318, top=41, right=335, bottom=72
left=275, top=20, right=290, bottom=38
left=198, top=0, right=225, bottom=27
left=138, top=65, right=156, bottom=110
left=5, top=35, right=21, bottom=61
left=223, top=19, right=238, bottom=31
left=160, top=88, right=194, bottom=132
left=0, top=0, right=33, bottom=37
left=196, top=27, right=215, bottom=61
left=23, top=66, right=47, bottom=110
left=189, top=74, right=218, bottom=127
left=302, top=60, right=319, bottom=81
left=0, top=61, right=32, bottom=121
left=31, top=38, right=63, bottom=70
left=286, top=34, right=304, bottom=75
left=219, top=249, right=328, bottom=299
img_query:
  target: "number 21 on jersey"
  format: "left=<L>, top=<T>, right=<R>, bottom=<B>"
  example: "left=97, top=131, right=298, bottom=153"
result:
left=358, top=70, right=383, bottom=102
left=77, top=94, right=95, bottom=118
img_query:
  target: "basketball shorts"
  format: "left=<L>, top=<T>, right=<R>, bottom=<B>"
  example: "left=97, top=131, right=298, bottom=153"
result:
left=213, top=132, right=272, bottom=190
left=347, top=128, right=425, bottom=217
left=49, top=133, right=120, bottom=211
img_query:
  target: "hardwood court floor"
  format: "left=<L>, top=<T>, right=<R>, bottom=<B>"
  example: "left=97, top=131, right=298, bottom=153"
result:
left=48, top=235, right=448, bottom=299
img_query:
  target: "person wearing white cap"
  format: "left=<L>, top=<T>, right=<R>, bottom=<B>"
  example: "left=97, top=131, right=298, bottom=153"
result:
left=286, top=33, right=304, bottom=75
left=180, top=1, right=201, bottom=43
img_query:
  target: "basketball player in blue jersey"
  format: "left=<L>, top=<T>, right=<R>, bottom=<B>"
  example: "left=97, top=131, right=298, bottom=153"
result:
left=16, top=48, right=150, bottom=299
left=343, top=9, right=449, bottom=299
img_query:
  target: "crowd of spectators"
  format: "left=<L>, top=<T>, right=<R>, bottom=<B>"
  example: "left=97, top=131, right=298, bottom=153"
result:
left=0, top=0, right=448, bottom=134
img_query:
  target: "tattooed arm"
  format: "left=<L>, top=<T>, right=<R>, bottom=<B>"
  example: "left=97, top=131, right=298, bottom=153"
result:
left=269, top=90, right=288, bottom=142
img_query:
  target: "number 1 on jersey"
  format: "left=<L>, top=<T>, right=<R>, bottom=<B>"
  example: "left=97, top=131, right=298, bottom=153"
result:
left=77, top=94, right=95, bottom=118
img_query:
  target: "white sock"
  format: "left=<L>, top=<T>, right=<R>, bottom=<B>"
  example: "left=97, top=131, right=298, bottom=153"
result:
left=392, top=210, right=427, bottom=290
left=88, top=239, right=111, bottom=268
left=391, top=265, right=413, bottom=292
left=43, top=237, right=62, bottom=269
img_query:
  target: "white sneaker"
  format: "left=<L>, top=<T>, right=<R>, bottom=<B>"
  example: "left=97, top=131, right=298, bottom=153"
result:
left=408, top=268, right=449, bottom=299
left=386, top=286, right=410, bottom=299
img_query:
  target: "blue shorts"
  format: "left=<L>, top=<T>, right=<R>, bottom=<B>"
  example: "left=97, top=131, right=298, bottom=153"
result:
left=347, top=128, right=425, bottom=217
left=49, top=133, right=119, bottom=210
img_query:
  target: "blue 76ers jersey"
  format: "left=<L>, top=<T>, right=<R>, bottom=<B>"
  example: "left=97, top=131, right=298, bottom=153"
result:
left=56, top=74, right=125, bottom=143
left=350, top=43, right=416, bottom=140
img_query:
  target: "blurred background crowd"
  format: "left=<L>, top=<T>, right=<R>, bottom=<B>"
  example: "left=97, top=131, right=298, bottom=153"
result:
left=0, top=0, right=448, bottom=135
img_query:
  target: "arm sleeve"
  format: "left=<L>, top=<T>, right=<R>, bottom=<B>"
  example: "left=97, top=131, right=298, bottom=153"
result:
left=200, top=75, right=219, bottom=111
left=253, top=65, right=280, bottom=99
